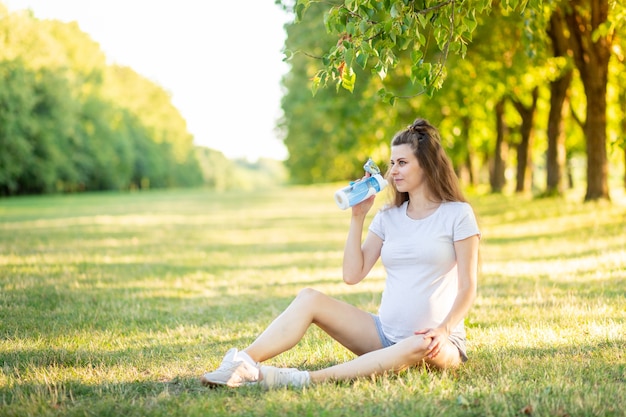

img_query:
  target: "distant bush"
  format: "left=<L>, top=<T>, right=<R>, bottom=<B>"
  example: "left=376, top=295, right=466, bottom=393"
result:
left=195, top=146, right=286, bottom=191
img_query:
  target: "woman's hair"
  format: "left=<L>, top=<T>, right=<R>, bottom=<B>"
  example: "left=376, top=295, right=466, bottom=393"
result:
left=386, top=118, right=466, bottom=207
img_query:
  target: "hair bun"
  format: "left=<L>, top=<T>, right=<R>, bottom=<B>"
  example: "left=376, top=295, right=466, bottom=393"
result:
left=408, top=118, right=427, bottom=132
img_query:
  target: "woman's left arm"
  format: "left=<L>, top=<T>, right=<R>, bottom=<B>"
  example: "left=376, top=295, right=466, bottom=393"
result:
left=416, top=234, right=480, bottom=357
left=443, top=234, right=480, bottom=333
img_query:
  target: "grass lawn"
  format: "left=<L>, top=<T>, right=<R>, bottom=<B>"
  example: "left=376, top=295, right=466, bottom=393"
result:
left=0, top=185, right=624, bottom=417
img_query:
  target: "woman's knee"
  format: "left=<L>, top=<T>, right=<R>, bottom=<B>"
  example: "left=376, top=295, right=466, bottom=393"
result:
left=398, top=335, right=461, bottom=369
left=296, top=287, right=322, bottom=301
left=398, top=334, right=431, bottom=362
left=293, top=288, right=341, bottom=322
left=294, top=287, right=330, bottom=308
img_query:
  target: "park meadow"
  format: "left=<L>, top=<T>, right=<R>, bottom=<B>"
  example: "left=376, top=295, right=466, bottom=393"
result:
left=0, top=185, right=624, bottom=417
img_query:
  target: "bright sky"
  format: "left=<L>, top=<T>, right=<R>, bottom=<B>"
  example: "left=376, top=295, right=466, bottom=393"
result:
left=4, top=0, right=291, bottom=161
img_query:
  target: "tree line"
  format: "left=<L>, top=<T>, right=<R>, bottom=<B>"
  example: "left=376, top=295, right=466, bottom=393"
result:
left=3, top=2, right=624, bottom=199
left=279, top=0, right=625, bottom=201
left=0, top=5, right=207, bottom=195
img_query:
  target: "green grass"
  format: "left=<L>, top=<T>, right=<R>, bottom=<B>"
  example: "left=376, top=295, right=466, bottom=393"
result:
left=1, top=185, right=625, bottom=417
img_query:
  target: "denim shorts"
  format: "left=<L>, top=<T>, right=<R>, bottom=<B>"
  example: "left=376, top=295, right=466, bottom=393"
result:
left=371, top=314, right=468, bottom=362
left=371, top=314, right=395, bottom=348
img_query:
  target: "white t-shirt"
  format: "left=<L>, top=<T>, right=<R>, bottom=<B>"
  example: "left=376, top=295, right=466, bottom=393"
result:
left=368, top=201, right=480, bottom=343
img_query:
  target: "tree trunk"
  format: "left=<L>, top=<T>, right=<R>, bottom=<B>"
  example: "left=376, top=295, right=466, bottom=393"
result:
left=511, top=87, right=539, bottom=194
left=564, top=0, right=612, bottom=201
left=546, top=74, right=571, bottom=195
left=622, top=112, right=626, bottom=191
left=545, top=9, right=573, bottom=196
left=584, top=100, right=609, bottom=201
left=461, top=115, right=478, bottom=186
left=566, top=158, right=574, bottom=189
left=490, top=99, right=508, bottom=193
left=617, top=77, right=626, bottom=189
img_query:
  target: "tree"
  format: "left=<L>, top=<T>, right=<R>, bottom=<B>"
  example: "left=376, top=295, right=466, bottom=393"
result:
left=289, top=0, right=538, bottom=99
left=22, top=67, right=80, bottom=193
left=491, top=99, right=509, bottom=193
left=280, top=0, right=397, bottom=183
left=562, top=0, right=615, bottom=201
left=0, top=60, right=35, bottom=195
left=511, top=87, right=539, bottom=193
left=283, top=0, right=547, bottom=192
left=545, top=7, right=573, bottom=196
left=427, top=6, right=543, bottom=194
left=613, top=34, right=626, bottom=190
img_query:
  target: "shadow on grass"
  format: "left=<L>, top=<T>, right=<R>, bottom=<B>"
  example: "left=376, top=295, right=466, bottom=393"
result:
left=3, top=339, right=624, bottom=417
left=0, top=374, right=207, bottom=410
left=0, top=263, right=382, bottom=356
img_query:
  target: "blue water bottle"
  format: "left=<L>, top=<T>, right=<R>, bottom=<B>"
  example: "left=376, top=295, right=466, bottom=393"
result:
left=334, top=158, right=388, bottom=210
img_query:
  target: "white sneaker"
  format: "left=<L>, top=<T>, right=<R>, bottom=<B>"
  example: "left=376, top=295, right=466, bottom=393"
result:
left=201, top=348, right=260, bottom=388
left=260, top=365, right=311, bottom=389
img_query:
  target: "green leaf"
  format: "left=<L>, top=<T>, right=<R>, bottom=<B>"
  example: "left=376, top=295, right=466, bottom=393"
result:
left=355, top=51, right=369, bottom=69
left=390, top=3, right=400, bottom=18
left=310, top=70, right=324, bottom=96
left=376, top=88, right=394, bottom=104
left=359, top=19, right=369, bottom=33
left=417, top=13, right=428, bottom=28
left=410, top=49, right=423, bottom=63
left=384, top=20, right=393, bottom=33
left=399, top=35, right=412, bottom=50
left=463, top=14, right=477, bottom=33
left=324, top=6, right=339, bottom=31
left=346, top=21, right=356, bottom=36
left=294, top=0, right=309, bottom=22
left=344, top=47, right=356, bottom=69
left=361, top=41, right=374, bottom=56
left=311, top=77, right=320, bottom=96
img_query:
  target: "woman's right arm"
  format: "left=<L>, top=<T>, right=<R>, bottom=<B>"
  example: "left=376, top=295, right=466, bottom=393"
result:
left=342, top=197, right=383, bottom=285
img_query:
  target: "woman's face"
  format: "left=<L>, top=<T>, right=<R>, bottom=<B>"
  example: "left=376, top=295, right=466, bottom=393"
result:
left=389, top=144, right=425, bottom=193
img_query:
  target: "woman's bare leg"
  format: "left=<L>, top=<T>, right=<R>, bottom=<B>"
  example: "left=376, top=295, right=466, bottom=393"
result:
left=244, top=288, right=382, bottom=362
left=309, top=334, right=462, bottom=383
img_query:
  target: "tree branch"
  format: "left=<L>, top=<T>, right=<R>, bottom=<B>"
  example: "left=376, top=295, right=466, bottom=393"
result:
left=570, top=103, right=585, bottom=129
